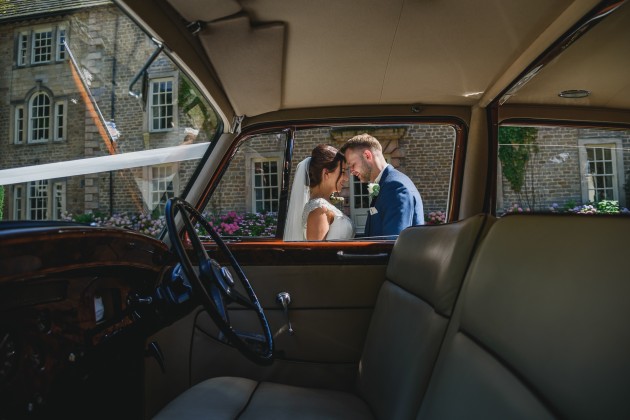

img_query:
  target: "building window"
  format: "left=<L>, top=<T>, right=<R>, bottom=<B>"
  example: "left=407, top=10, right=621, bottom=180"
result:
left=252, top=158, right=280, bottom=213
left=14, top=106, right=24, bottom=144
left=32, top=29, right=53, bottom=64
left=17, top=32, right=28, bottom=66
left=149, top=78, right=174, bottom=132
left=53, top=182, right=66, bottom=220
left=578, top=139, right=623, bottom=204
left=54, top=101, right=65, bottom=141
left=13, top=186, right=23, bottom=220
left=29, top=92, right=51, bottom=142
left=28, top=180, right=49, bottom=220
left=150, top=164, right=177, bottom=215
left=15, top=25, right=67, bottom=67
left=56, top=28, right=66, bottom=61
left=15, top=181, right=66, bottom=221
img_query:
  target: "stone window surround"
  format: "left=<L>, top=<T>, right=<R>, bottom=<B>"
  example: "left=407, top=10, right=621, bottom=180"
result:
left=15, top=23, right=68, bottom=68
left=11, top=85, right=68, bottom=144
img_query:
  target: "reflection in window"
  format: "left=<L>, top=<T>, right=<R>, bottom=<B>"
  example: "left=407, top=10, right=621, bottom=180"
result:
left=29, top=92, right=51, bottom=142
left=13, top=186, right=23, bottom=220
left=55, top=102, right=65, bottom=140
left=150, top=164, right=177, bottom=215
left=28, top=180, right=49, bottom=220
left=149, top=78, right=174, bottom=131
left=497, top=126, right=629, bottom=215
left=32, top=29, right=53, bottom=64
left=17, top=32, right=28, bottom=66
left=53, top=182, right=66, bottom=220
left=253, top=159, right=280, bottom=213
left=585, top=145, right=617, bottom=202
left=14, top=106, right=24, bottom=144
left=57, top=28, right=66, bottom=61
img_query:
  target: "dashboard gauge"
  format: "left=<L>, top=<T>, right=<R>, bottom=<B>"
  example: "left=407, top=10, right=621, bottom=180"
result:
left=0, top=330, right=18, bottom=386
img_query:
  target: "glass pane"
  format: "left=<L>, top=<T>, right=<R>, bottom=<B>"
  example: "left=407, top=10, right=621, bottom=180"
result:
left=497, top=126, right=628, bottom=215
left=604, top=148, right=612, bottom=160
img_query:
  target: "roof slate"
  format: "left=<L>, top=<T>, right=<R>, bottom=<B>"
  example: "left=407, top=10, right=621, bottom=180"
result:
left=0, top=0, right=112, bottom=22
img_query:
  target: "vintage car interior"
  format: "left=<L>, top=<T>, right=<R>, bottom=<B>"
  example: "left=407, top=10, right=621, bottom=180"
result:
left=0, top=0, right=629, bottom=419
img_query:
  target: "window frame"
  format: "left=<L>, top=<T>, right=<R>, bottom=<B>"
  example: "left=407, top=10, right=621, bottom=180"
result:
left=31, top=27, right=54, bottom=65
left=27, top=180, right=49, bottom=221
left=52, top=181, right=67, bottom=220
left=16, top=31, right=29, bottom=67
left=148, top=164, right=179, bottom=215
left=12, top=185, right=24, bottom=220
left=28, top=92, right=51, bottom=143
left=54, top=100, right=66, bottom=141
left=56, top=26, right=67, bottom=61
left=577, top=138, right=624, bottom=204
left=13, top=105, right=25, bottom=144
left=148, top=75, right=177, bottom=133
left=250, top=156, right=281, bottom=214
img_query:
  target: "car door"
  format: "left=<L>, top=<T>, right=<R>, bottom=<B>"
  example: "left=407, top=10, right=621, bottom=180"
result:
left=181, top=121, right=463, bottom=389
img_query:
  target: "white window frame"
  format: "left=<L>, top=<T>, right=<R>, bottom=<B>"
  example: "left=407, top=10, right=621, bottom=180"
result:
left=28, top=180, right=49, bottom=221
left=148, top=164, right=178, bottom=215
left=14, top=105, right=25, bottom=144
left=54, top=100, right=66, bottom=141
left=53, top=181, right=66, bottom=220
left=31, top=28, right=53, bottom=64
left=28, top=92, right=51, bottom=143
left=251, top=157, right=281, bottom=213
left=148, top=76, right=176, bottom=132
left=17, top=32, right=29, bottom=66
left=56, top=26, right=67, bottom=61
left=578, top=138, right=624, bottom=204
left=13, top=185, right=24, bottom=220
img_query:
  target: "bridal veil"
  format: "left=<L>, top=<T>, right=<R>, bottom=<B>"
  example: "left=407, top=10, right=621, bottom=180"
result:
left=283, top=157, right=311, bottom=241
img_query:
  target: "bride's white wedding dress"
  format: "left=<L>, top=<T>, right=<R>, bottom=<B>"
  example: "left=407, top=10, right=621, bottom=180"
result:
left=302, top=198, right=355, bottom=240
left=284, top=157, right=355, bottom=241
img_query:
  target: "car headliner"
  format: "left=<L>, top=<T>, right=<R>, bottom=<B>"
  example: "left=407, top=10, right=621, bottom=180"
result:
left=115, top=0, right=629, bottom=130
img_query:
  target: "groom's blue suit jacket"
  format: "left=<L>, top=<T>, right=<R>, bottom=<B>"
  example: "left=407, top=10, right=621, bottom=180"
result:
left=364, top=165, right=424, bottom=238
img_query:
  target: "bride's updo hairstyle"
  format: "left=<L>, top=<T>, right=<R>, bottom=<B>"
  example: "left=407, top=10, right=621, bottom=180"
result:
left=308, top=144, right=345, bottom=188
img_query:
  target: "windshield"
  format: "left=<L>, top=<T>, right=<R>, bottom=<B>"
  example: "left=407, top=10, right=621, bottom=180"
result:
left=0, top=0, right=219, bottom=237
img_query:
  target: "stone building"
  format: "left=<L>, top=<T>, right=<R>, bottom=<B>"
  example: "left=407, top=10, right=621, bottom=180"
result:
left=5, top=2, right=622, bottom=233
left=0, top=0, right=215, bottom=222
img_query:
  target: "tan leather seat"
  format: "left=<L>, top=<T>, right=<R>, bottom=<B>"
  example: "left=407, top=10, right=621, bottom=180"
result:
left=154, top=214, right=490, bottom=419
left=418, top=215, right=630, bottom=419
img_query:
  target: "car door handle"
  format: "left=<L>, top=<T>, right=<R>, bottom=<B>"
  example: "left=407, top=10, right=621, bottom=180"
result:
left=336, top=251, right=389, bottom=261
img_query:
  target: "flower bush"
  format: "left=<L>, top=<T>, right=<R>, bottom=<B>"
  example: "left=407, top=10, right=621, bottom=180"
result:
left=63, top=210, right=278, bottom=238
left=201, top=211, right=277, bottom=237
left=568, top=200, right=629, bottom=215
left=62, top=211, right=166, bottom=237
left=425, top=210, right=446, bottom=225
left=504, top=200, right=629, bottom=216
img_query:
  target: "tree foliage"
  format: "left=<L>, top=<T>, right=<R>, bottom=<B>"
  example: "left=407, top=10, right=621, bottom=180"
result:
left=0, top=186, right=4, bottom=221
left=498, top=126, right=538, bottom=193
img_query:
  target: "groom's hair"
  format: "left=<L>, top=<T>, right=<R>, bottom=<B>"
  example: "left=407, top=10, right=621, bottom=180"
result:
left=340, top=133, right=382, bottom=154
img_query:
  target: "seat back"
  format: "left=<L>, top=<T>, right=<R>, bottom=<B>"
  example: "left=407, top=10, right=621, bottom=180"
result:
left=357, top=214, right=492, bottom=420
left=418, top=215, right=630, bottom=419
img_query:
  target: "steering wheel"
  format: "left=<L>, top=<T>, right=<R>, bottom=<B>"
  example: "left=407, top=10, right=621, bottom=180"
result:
left=165, top=197, right=274, bottom=365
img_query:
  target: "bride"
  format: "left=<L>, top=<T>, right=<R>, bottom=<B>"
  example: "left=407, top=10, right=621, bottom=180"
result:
left=284, top=144, right=355, bottom=241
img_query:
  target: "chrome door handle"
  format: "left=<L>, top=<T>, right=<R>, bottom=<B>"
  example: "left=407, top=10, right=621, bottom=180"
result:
left=336, top=251, right=389, bottom=261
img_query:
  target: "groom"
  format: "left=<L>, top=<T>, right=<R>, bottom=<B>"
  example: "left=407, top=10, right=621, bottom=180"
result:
left=340, top=133, right=424, bottom=238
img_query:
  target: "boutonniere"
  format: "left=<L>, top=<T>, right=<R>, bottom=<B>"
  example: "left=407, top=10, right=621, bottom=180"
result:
left=367, top=183, right=380, bottom=199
